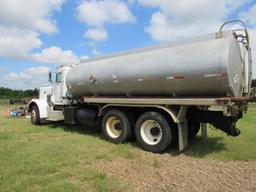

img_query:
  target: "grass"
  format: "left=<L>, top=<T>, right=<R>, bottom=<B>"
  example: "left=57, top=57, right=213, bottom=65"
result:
left=0, top=100, right=256, bottom=191
left=185, top=103, right=256, bottom=160
left=0, top=104, right=134, bottom=192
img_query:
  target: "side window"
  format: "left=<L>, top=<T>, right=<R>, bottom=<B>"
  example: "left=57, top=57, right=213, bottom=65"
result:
left=56, top=72, right=62, bottom=83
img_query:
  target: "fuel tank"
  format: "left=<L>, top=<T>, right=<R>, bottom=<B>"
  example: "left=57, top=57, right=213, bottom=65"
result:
left=66, top=31, right=244, bottom=97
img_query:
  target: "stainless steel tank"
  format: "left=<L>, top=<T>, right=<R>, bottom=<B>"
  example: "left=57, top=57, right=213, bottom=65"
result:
left=66, top=31, right=245, bottom=98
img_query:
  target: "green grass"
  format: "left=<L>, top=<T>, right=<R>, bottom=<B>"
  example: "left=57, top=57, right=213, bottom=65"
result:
left=0, top=100, right=256, bottom=191
left=185, top=105, right=256, bottom=160
left=0, top=107, right=134, bottom=191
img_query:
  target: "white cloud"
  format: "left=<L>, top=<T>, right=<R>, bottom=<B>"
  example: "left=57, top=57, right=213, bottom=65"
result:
left=145, top=11, right=221, bottom=42
left=239, top=4, right=256, bottom=78
left=0, top=27, right=82, bottom=66
left=0, top=26, right=42, bottom=59
left=77, top=0, right=136, bottom=27
left=145, top=12, right=173, bottom=42
left=0, top=0, right=85, bottom=67
left=135, top=0, right=245, bottom=41
left=1, top=66, right=50, bottom=89
left=3, top=67, right=50, bottom=81
left=92, top=48, right=102, bottom=55
left=0, top=0, right=64, bottom=34
left=136, top=0, right=244, bottom=22
left=84, top=28, right=108, bottom=42
left=32, top=46, right=81, bottom=66
left=77, top=0, right=136, bottom=41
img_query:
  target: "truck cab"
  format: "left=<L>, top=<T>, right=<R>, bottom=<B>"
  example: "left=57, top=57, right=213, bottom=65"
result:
left=50, top=66, right=71, bottom=105
left=28, top=66, right=71, bottom=123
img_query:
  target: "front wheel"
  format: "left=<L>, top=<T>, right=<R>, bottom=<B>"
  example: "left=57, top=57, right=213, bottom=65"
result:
left=31, top=105, right=40, bottom=125
left=135, top=112, right=175, bottom=153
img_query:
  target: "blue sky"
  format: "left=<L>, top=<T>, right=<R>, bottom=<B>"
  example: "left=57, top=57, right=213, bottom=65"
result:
left=0, top=0, right=256, bottom=89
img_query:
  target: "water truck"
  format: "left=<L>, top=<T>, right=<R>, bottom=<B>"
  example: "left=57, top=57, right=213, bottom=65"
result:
left=28, top=20, right=253, bottom=153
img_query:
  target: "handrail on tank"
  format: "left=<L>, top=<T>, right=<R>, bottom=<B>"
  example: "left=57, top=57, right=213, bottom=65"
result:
left=220, top=20, right=252, bottom=96
left=219, top=20, right=250, bottom=50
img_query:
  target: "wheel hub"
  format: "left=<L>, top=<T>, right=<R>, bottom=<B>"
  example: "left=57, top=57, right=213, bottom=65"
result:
left=106, top=116, right=122, bottom=138
left=150, top=127, right=160, bottom=136
left=114, top=123, right=122, bottom=131
left=140, top=120, right=163, bottom=145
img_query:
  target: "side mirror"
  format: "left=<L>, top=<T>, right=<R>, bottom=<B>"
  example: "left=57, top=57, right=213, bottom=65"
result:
left=48, top=71, right=53, bottom=83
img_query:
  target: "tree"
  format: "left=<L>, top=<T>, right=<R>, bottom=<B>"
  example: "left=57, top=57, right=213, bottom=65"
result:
left=0, top=87, right=38, bottom=99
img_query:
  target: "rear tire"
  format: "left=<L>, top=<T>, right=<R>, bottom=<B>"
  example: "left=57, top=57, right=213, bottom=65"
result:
left=102, top=109, right=132, bottom=144
left=135, top=112, right=174, bottom=153
left=31, top=105, right=40, bottom=125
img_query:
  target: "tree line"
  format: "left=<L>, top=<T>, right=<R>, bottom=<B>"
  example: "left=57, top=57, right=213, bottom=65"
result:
left=0, top=87, right=39, bottom=99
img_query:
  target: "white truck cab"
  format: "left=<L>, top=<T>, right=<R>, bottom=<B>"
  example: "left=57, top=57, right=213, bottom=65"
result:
left=51, top=66, right=71, bottom=105
left=28, top=66, right=71, bottom=123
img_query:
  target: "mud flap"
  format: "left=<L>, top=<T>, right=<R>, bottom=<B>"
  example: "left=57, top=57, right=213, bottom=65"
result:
left=177, top=121, right=188, bottom=151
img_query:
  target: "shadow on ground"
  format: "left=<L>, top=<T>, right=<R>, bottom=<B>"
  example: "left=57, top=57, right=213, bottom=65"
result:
left=48, top=121, right=102, bottom=137
left=183, top=136, right=226, bottom=158
left=47, top=121, right=226, bottom=158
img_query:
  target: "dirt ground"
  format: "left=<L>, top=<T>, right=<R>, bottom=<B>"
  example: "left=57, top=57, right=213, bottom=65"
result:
left=0, top=109, right=9, bottom=116
left=96, top=152, right=256, bottom=192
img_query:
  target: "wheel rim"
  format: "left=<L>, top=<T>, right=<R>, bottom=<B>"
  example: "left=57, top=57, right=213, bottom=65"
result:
left=31, top=109, right=36, bottom=122
left=106, top=116, right=122, bottom=138
left=140, top=120, right=163, bottom=145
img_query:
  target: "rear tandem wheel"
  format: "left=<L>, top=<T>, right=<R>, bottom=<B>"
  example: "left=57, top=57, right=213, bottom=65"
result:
left=135, top=111, right=177, bottom=153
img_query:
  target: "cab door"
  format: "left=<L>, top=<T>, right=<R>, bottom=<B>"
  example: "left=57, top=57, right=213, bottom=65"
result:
left=53, top=72, right=62, bottom=104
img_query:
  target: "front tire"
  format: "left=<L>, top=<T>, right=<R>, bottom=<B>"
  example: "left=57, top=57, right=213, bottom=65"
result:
left=31, top=105, right=40, bottom=125
left=135, top=112, right=175, bottom=153
left=102, top=109, right=132, bottom=144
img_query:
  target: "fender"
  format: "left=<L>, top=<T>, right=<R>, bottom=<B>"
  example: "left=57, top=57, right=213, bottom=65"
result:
left=98, top=104, right=180, bottom=123
left=28, top=99, right=49, bottom=119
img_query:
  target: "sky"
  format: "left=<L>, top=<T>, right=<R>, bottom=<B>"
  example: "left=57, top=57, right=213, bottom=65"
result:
left=0, top=0, right=256, bottom=90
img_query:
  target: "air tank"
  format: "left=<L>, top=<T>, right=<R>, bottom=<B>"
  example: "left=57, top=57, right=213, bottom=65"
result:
left=66, top=31, right=245, bottom=98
